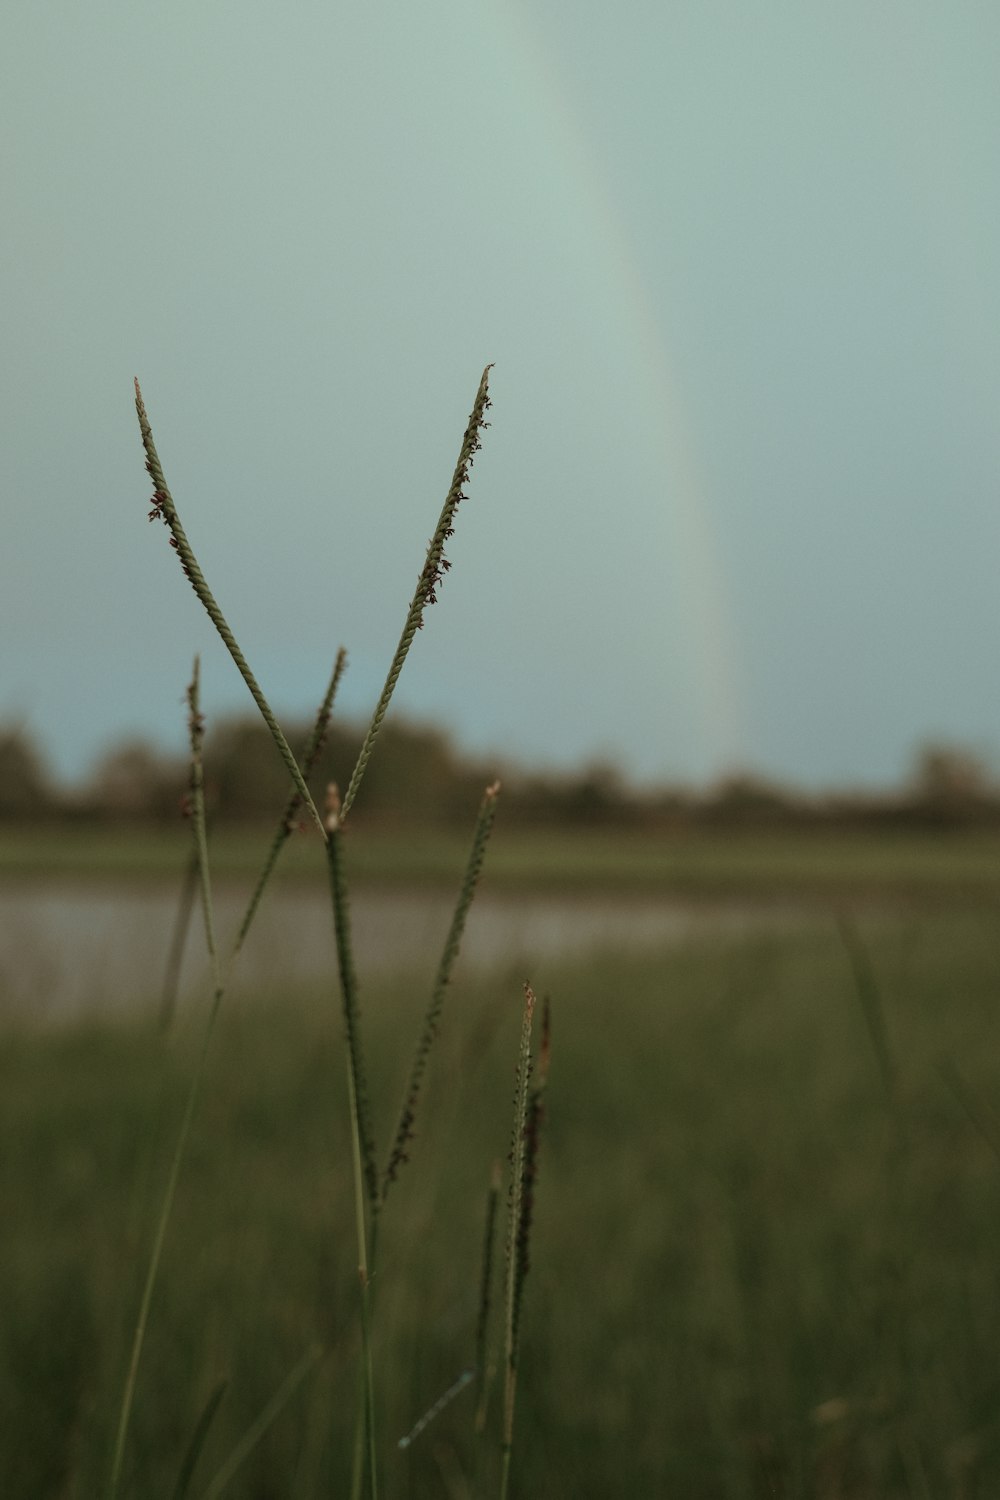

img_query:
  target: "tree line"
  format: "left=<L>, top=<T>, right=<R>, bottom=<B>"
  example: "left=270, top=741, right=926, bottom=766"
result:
left=2, top=720, right=999, bottom=832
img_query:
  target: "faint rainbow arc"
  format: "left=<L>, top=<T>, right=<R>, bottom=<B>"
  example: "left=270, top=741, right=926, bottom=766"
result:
left=494, top=0, right=747, bottom=772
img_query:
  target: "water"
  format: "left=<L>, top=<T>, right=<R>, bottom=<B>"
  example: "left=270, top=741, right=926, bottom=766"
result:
left=0, top=879, right=807, bottom=1022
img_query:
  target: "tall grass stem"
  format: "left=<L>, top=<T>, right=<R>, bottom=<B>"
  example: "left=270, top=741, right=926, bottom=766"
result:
left=347, top=1056, right=379, bottom=1500
left=325, top=784, right=379, bottom=1499
left=474, top=1160, right=503, bottom=1435
left=170, top=1379, right=228, bottom=1500
left=325, top=798, right=378, bottom=1210
left=837, top=913, right=896, bottom=1102
left=134, top=379, right=325, bottom=838
left=382, top=781, right=501, bottom=1196
left=158, top=850, right=199, bottom=1033
left=198, top=1344, right=323, bottom=1500
left=232, top=647, right=347, bottom=959
left=500, top=983, right=537, bottom=1500
left=108, top=663, right=223, bottom=1499
left=341, top=366, right=492, bottom=819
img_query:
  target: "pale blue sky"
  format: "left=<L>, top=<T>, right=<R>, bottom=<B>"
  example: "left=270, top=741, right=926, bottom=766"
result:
left=3, top=1, right=1000, bottom=789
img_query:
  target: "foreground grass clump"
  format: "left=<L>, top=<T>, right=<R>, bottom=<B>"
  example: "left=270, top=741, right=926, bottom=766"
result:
left=6, top=912, right=1000, bottom=1496
left=106, top=367, right=550, bottom=1498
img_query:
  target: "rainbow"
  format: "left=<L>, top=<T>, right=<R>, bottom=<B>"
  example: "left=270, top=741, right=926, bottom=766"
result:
left=489, top=0, right=747, bottom=772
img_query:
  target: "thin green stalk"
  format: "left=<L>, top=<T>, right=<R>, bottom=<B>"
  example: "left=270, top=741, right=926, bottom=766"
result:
left=324, top=784, right=379, bottom=1499
left=171, top=1379, right=228, bottom=1500
left=186, top=661, right=221, bottom=991
left=382, top=781, right=501, bottom=1197
left=232, top=647, right=347, bottom=959
left=837, top=913, right=896, bottom=1102
left=341, top=366, right=493, bottom=819
left=347, top=1058, right=379, bottom=1500
left=940, top=1055, right=1000, bottom=1166
left=134, top=379, right=325, bottom=839
left=159, top=649, right=347, bottom=1027
left=198, top=1344, right=324, bottom=1500
left=158, top=847, right=199, bottom=1033
left=474, top=1160, right=503, bottom=1436
left=513, top=996, right=550, bottom=1342
left=108, top=992, right=223, bottom=1500
left=500, top=984, right=537, bottom=1500
left=325, top=790, right=378, bottom=1210
left=837, top=916, right=928, bottom=1477
left=108, top=661, right=222, bottom=1500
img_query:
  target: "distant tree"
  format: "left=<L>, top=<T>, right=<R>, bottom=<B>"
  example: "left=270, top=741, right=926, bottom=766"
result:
left=0, top=727, right=53, bottom=818
left=908, top=742, right=999, bottom=824
left=353, top=721, right=474, bottom=823
left=90, top=740, right=185, bottom=820
left=912, top=743, right=993, bottom=798
left=560, top=760, right=627, bottom=823
left=204, top=717, right=295, bottom=818
left=703, top=772, right=798, bottom=826
left=501, top=759, right=638, bottom=827
left=201, top=713, right=483, bottom=824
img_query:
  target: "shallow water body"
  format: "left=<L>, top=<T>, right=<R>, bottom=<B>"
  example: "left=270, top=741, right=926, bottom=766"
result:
left=0, top=878, right=820, bottom=1022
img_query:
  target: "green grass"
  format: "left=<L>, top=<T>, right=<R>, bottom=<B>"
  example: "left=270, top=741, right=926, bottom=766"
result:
left=6, top=820, right=1000, bottom=900
left=6, top=911, right=1000, bottom=1496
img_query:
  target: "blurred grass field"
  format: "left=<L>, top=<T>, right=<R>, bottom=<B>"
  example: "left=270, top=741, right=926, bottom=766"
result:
left=5, top=821, right=1000, bottom=900
left=5, top=903, right=1000, bottom=1497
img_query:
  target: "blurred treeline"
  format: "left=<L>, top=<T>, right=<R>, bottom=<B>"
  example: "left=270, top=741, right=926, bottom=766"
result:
left=4, top=720, right=1000, bottom=833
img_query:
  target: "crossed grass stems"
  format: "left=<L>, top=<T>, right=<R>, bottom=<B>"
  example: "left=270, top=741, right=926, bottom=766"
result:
left=109, top=368, right=550, bottom=1500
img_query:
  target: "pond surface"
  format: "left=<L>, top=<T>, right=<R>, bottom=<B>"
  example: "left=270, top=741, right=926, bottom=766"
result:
left=0, top=879, right=817, bottom=1022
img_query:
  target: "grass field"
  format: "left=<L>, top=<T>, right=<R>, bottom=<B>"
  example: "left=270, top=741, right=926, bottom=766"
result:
left=5, top=820, right=1000, bottom=901
left=5, top=906, right=1000, bottom=1497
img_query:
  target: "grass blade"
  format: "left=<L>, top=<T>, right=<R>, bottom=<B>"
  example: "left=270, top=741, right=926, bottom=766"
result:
left=108, top=662, right=224, bottom=1500
left=186, top=660, right=221, bottom=992
left=171, top=1379, right=228, bottom=1500
left=837, top=913, right=896, bottom=1101
left=159, top=649, right=348, bottom=1022
left=325, top=787, right=378, bottom=1211
left=232, top=646, right=347, bottom=959
left=197, top=1344, right=323, bottom=1500
left=474, top=1160, right=503, bottom=1435
left=341, top=366, right=493, bottom=819
left=939, top=1055, right=1000, bottom=1166
left=382, top=780, right=501, bottom=1197
left=134, top=379, right=325, bottom=839
left=514, top=995, right=550, bottom=1333
left=158, top=847, right=199, bottom=1033
left=325, top=783, right=379, bottom=1499
left=500, top=983, right=537, bottom=1500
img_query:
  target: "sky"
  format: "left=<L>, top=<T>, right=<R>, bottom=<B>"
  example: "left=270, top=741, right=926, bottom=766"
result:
left=3, top=1, right=1000, bottom=791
